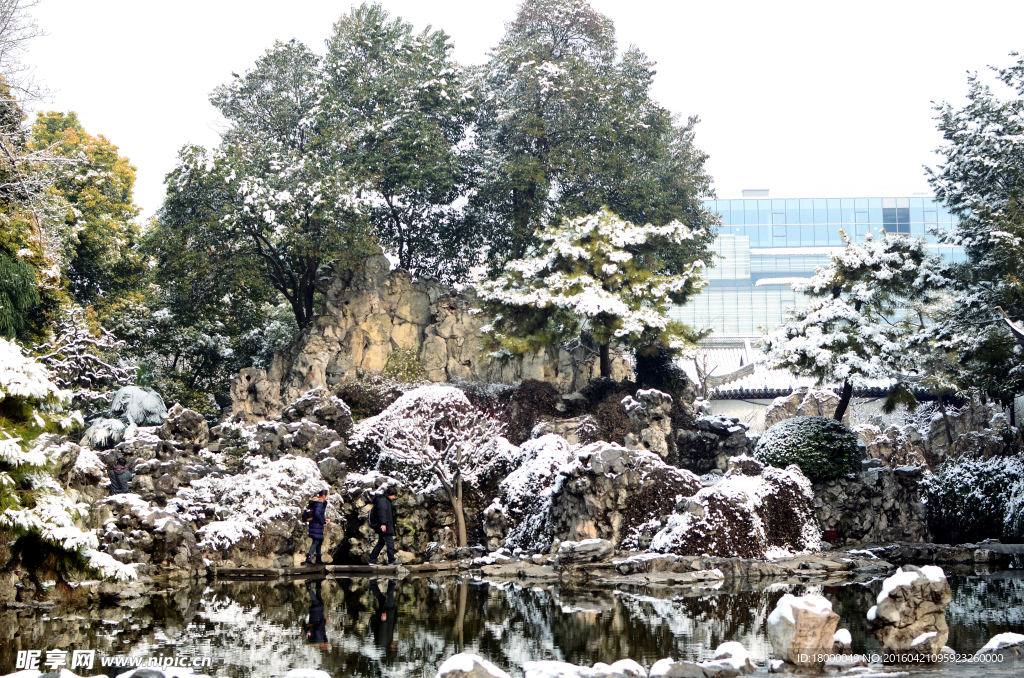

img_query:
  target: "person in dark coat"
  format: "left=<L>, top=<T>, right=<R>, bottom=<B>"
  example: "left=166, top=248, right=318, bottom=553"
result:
left=108, top=457, right=133, bottom=495
left=306, top=578, right=329, bottom=651
left=303, top=488, right=329, bottom=565
left=368, top=486, right=397, bottom=565
left=369, top=578, right=397, bottom=654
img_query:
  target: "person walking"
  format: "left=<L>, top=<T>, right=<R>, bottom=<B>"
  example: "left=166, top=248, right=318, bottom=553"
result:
left=303, top=488, right=329, bottom=566
left=108, top=457, right=133, bottom=495
left=368, top=486, right=397, bottom=566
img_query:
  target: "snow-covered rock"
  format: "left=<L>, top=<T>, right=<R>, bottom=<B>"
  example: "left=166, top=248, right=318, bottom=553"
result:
left=767, top=594, right=840, bottom=666
left=436, top=653, right=511, bottom=678
left=974, top=632, right=1024, bottom=658
left=524, top=658, right=647, bottom=678
left=649, top=462, right=820, bottom=559
left=867, top=565, right=952, bottom=656
left=159, top=403, right=209, bottom=447
left=649, top=642, right=755, bottom=676
left=557, top=539, right=614, bottom=564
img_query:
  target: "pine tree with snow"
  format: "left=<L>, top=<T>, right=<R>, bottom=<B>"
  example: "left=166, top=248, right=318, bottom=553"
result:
left=761, top=232, right=947, bottom=421
left=0, top=336, right=135, bottom=593
left=479, top=208, right=708, bottom=378
left=925, top=53, right=1024, bottom=414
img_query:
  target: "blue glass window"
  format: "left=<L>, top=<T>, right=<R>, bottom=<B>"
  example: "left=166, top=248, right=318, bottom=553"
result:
left=813, top=198, right=827, bottom=224
left=800, top=198, right=814, bottom=225
left=827, top=198, right=841, bottom=224
left=759, top=200, right=772, bottom=224
left=745, top=200, right=759, bottom=226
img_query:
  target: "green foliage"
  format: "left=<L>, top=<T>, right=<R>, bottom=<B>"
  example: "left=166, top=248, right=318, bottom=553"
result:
left=30, top=111, right=145, bottom=312
left=0, top=250, right=38, bottom=337
left=925, top=454, right=1024, bottom=544
left=470, top=0, right=717, bottom=268
left=754, top=416, right=861, bottom=482
left=324, top=3, right=480, bottom=282
left=383, top=348, right=427, bottom=383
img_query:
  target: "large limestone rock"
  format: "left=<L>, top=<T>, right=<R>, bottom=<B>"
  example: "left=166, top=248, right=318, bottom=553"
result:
left=556, top=538, right=614, bottom=564
left=159, top=403, right=209, bottom=448
left=764, top=386, right=849, bottom=429
left=280, top=387, right=354, bottom=437
left=867, top=565, right=952, bottom=656
left=813, top=464, right=930, bottom=544
left=767, top=594, right=840, bottom=667
left=232, top=255, right=631, bottom=415
left=622, top=389, right=675, bottom=461
left=676, top=415, right=751, bottom=475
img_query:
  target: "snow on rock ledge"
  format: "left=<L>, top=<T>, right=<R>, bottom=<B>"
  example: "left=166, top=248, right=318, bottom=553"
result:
left=975, top=632, right=1024, bottom=658
left=524, top=659, right=647, bottom=678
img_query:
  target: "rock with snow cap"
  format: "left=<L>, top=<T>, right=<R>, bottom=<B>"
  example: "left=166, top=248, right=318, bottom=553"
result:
left=867, top=565, right=952, bottom=656
left=436, top=653, right=511, bottom=678
left=974, top=632, right=1024, bottom=658
left=767, top=594, right=841, bottom=666
left=557, top=539, right=614, bottom=564
left=158, top=403, right=209, bottom=447
left=280, top=387, right=354, bottom=437
left=621, top=389, right=675, bottom=461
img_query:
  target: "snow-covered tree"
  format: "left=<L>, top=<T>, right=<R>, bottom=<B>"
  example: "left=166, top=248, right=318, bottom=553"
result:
left=0, top=336, right=134, bottom=591
left=470, top=0, right=717, bottom=269
left=352, top=386, right=510, bottom=547
left=479, top=208, right=708, bottom=378
left=323, top=3, right=479, bottom=282
left=761, top=232, right=947, bottom=422
left=35, top=305, right=133, bottom=415
left=925, top=53, right=1024, bottom=414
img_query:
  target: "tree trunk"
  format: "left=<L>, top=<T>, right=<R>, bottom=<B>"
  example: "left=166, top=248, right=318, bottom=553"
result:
left=833, top=379, right=853, bottom=422
left=451, top=476, right=468, bottom=547
left=599, top=343, right=611, bottom=379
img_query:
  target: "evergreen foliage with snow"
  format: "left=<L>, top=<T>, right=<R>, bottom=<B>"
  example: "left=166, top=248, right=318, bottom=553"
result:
left=926, top=454, right=1024, bottom=543
left=469, top=0, right=718, bottom=269
left=0, top=336, right=134, bottom=585
left=479, top=208, right=707, bottom=376
left=925, top=54, right=1024, bottom=411
left=35, top=305, right=133, bottom=416
left=761, top=232, right=947, bottom=420
left=754, top=416, right=861, bottom=482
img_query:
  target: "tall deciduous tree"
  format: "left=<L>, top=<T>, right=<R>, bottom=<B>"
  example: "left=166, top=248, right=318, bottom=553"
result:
left=479, top=208, right=708, bottom=377
left=761, top=233, right=947, bottom=422
left=324, top=3, right=478, bottom=282
left=471, top=0, right=716, bottom=269
left=30, top=112, right=144, bottom=310
left=925, top=53, right=1024, bottom=412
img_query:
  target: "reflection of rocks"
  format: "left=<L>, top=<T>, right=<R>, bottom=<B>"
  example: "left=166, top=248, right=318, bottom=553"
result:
left=767, top=594, right=840, bottom=667
left=676, top=415, right=752, bottom=475
left=813, top=466, right=930, bottom=545
left=867, top=565, right=952, bottom=656
left=764, top=387, right=848, bottom=428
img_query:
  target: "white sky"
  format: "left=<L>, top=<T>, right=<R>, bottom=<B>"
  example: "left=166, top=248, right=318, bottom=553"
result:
left=24, top=0, right=1024, bottom=218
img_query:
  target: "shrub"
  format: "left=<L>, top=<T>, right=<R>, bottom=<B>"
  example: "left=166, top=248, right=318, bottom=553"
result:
left=753, top=416, right=861, bottom=481
left=334, top=372, right=404, bottom=421
left=926, top=454, right=1024, bottom=544
left=383, top=348, right=427, bottom=383
left=634, top=347, right=697, bottom=430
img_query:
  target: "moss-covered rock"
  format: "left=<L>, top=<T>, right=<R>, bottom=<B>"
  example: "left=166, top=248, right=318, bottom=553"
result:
left=754, top=416, right=861, bottom=482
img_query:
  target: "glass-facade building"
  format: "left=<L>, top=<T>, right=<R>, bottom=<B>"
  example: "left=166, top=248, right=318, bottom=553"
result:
left=671, top=196, right=966, bottom=336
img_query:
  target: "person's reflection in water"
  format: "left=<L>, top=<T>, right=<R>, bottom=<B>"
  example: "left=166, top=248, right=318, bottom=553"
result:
left=369, top=578, right=398, bottom=656
left=305, top=578, right=329, bottom=652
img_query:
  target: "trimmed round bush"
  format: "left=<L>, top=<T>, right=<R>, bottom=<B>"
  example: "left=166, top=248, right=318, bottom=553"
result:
left=753, top=416, right=861, bottom=481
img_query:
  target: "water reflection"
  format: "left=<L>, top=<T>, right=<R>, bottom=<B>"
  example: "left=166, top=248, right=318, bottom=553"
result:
left=2, top=573, right=1024, bottom=678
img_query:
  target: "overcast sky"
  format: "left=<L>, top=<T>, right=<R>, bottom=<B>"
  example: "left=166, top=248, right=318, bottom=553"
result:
left=23, top=0, right=1024, bottom=218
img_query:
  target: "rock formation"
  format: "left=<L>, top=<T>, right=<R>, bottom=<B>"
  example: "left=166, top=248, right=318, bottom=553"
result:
left=230, top=255, right=631, bottom=418
left=767, top=594, right=841, bottom=667
left=867, top=565, right=952, bottom=656
left=676, top=415, right=753, bottom=475
left=621, top=389, right=675, bottom=460
left=813, top=463, right=930, bottom=544
left=764, top=386, right=849, bottom=428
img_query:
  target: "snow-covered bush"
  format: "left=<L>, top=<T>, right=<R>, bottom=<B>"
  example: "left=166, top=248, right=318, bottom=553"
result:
left=754, top=416, right=861, bottom=481
left=926, top=454, right=1024, bottom=543
left=0, top=337, right=134, bottom=588
left=35, top=305, right=134, bottom=417
left=110, top=385, right=167, bottom=425
left=351, top=385, right=515, bottom=546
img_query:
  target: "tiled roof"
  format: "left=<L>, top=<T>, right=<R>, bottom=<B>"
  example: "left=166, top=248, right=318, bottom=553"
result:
left=681, top=338, right=893, bottom=399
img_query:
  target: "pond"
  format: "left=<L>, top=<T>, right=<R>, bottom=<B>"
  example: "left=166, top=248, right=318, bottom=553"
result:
left=4, top=571, right=1024, bottom=678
